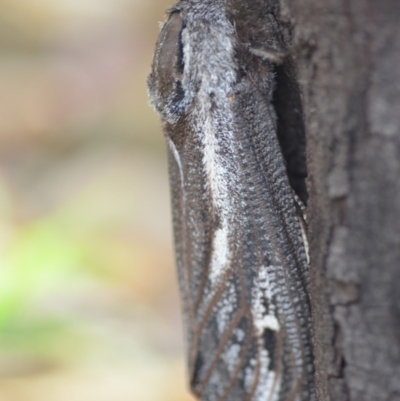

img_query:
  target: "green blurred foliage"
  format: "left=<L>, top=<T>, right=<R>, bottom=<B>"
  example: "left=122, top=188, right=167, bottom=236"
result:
left=0, top=0, right=194, bottom=399
left=0, top=220, right=79, bottom=328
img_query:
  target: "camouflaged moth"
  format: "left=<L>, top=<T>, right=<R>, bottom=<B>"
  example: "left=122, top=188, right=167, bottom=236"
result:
left=148, top=1, right=315, bottom=400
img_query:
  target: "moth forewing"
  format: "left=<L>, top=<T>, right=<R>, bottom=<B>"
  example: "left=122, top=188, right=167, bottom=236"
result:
left=148, top=1, right=315, bottom=400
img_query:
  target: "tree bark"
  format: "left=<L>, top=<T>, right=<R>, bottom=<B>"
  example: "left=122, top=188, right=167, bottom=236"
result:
left=229, top=1, right=400, bottom=400
left=280, top=1, right=400, bottom=400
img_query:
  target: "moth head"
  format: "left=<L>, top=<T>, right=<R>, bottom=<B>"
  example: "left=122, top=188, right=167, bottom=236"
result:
left=148, top=12, right=190, bottom=124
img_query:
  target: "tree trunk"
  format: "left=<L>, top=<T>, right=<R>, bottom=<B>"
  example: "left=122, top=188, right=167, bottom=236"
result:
left=281, top=1, right=400, bottom=400
left=229, top=1, right=400, bottom=400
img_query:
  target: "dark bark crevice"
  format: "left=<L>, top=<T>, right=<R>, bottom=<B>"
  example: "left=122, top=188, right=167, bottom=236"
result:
left=272, top=59, right=308, bottom=205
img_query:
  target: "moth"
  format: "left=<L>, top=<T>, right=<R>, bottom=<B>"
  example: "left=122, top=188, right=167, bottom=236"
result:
left=148, top=1, right=315, bottom=400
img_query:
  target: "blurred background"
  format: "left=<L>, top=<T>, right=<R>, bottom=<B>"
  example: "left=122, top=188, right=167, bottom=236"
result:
left=0, top=0, right=194, bottom=400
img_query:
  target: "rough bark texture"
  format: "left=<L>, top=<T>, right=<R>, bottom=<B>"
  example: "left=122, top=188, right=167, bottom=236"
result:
left=228, top=1, right=400, bottom=400
left=280, top=1, right=400, bottom=400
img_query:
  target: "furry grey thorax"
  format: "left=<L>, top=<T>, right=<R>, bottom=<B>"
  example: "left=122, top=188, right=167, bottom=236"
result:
left=148, top=1, right=315, bottom=400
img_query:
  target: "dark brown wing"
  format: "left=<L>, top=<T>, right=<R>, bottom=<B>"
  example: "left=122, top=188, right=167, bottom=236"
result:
left=149, top=3, right=315, bottom=400
left=165, top=77, right=314, bottom=401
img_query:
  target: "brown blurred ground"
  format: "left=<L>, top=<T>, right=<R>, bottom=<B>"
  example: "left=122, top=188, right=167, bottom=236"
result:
left=0, top=0, right=194, bottom=400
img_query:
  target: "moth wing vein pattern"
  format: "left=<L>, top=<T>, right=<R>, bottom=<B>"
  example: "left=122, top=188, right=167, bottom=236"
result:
left=148, top=1, right=315, bottom=400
